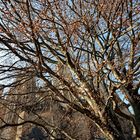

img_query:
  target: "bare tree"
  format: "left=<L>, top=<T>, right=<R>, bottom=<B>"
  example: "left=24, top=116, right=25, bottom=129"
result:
left=0, top=0, right=140, bottom=139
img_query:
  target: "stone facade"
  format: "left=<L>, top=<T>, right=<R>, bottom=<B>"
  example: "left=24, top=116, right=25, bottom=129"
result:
left=0, top=78, right=134, bottom=140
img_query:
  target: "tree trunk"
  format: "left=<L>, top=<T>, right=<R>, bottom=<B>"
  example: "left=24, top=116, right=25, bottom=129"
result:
left=133, top=104, right=140, bottom=137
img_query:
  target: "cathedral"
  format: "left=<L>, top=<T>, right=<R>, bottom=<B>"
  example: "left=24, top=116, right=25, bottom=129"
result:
left=0, top=65, right=133, bottom=140
left=0, top=77, right=102, bottom=140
